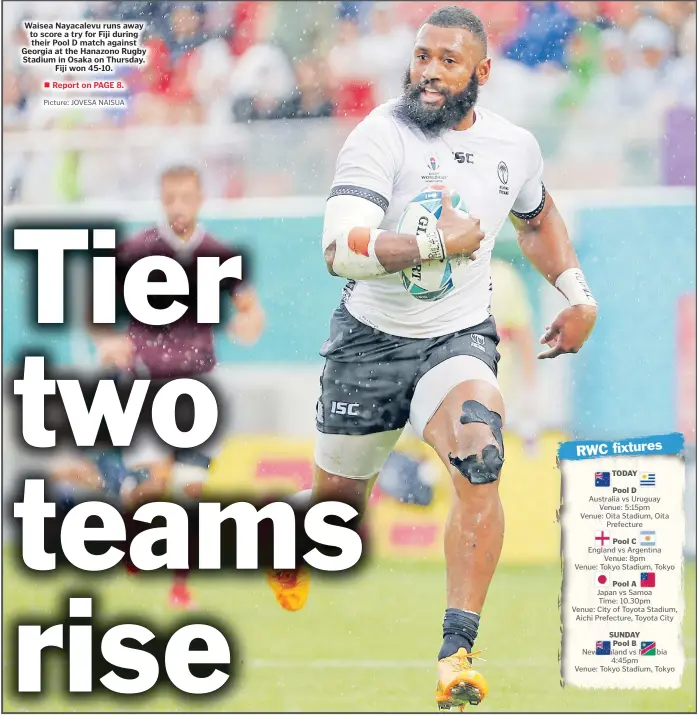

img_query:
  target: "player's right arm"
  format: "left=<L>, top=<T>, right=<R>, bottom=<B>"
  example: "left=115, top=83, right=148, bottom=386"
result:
left=87, top=309, right=134, bottom=369
left=323, top=117, right=484, bottom=280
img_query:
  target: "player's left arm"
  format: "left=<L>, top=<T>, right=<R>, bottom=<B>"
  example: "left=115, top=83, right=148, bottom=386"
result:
left=510, top=194, right=597, bottom=359
left=227, top=286, right=266, bottom=346
left=509, top=135, right=597, bottom=360
left=121, top=460, right=172, bottom=509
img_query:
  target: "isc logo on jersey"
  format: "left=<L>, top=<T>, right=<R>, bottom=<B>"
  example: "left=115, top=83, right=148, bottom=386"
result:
left=398, top=189, right=471, bottom=301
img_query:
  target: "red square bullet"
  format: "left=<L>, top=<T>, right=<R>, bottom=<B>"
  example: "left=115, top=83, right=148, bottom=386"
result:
left=44, top=82, right=50, bottom=88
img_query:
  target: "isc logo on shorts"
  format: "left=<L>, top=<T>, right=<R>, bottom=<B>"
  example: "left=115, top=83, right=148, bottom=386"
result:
left=330, top=401, right=360, bottom=416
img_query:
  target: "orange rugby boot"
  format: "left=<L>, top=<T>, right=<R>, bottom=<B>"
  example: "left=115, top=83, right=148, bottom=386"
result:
left=436, top=648, right=488, bottom=711
left=265, top=567, right=310, bottom=612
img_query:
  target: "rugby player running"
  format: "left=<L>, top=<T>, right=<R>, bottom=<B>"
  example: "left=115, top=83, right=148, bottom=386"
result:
left=268, top=6, right=598, bottom=709
left=91, top=165, right=265, bottom=608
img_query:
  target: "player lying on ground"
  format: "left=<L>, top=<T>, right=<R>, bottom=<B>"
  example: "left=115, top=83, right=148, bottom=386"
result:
left=266, top=6, right=597, bottom=711
left=88, top=165, right=265, bottom=608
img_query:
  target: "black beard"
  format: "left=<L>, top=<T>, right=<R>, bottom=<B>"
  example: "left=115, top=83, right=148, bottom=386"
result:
left=394, top=68, right=480, bottom=138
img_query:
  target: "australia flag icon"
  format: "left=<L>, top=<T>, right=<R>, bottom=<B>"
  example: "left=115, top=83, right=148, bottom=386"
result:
left=595, top=472, right=611, bottom=487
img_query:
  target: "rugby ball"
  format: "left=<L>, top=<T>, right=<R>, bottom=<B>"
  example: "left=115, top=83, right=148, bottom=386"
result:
left=397, top=188, right=470, bottom=301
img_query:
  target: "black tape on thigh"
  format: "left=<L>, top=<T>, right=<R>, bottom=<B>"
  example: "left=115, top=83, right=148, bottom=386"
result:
left=458, top=400, right=503, bottom=456
left=448, top=400, right=504, bottom=485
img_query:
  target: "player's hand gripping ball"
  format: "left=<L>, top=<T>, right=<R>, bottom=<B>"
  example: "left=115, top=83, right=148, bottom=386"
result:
left=398, top=188, right=471, bottom=301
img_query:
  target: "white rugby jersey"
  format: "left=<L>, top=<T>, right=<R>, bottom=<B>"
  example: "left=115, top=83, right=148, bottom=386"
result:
left=328, top=101, right=546, bottom=339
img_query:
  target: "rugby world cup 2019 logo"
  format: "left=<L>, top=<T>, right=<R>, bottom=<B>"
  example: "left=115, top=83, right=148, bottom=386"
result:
left=422, top=152, right=447, bottom=183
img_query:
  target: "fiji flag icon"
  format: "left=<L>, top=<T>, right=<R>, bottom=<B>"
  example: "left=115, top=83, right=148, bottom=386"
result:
left=595, top=472, right=611, bottom=487
left=596, top=641, right=611, bottom=655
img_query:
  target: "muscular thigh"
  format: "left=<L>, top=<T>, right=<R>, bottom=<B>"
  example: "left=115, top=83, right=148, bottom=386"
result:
left=425, top=380, right=505, bottom=457
left=401, top=316, right=505, bottom=491
left=424, top=379, right=506, bottom=498
left=314, top=305, right=425, bottom=479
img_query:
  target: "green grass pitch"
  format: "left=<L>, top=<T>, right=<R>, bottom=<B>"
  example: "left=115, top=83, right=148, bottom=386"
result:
left=3, top=552, right=695, bottom=712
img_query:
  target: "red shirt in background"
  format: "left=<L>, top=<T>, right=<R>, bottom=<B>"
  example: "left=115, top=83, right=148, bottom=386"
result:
left=116, top=225, right=245, bottom=378
left=391, top=1, right=523, bottom=49
left=230, top=1, right=266, bottom=56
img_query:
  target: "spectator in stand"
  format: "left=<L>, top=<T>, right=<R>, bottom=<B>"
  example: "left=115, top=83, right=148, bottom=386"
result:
left=126, top=2, right=209, bottom=123
left=667, top=12, right=696, bottom=108
left=555, top=3, right=606, bottom=111
left=477, top=1, right=525, bottom=49
left=580, top=28, right=632, bottom=115
left=89, top=2, right=170, bottom=38
left=227, top=1, right=272, bottom=57
left=166, top=2, right=207, bottom=61
left=358, top=1, right=415, bottom=103
left=622, top=15, right=675, bottom=108
left=280, top=57, right=335, bottom=120
left=598, top=0, right=642, bottom=30
left=190, top=35, right=237, bottom=125
left=564, top=0, right=611, bottom=25
left=646, top=0, right=695, bottom=33
left=3, top=71, right=27, bottom=129
left=336, top=1, right=369, bottom=25
left=87, top=2, right=166, bottom=38
left=5, top=21, right=48, bottom=93
left=327, top=16, right=376, bottom=116
left=165, top=1, right=207, bottom=112
left=479, top=41, right=567, bottom=125
left=3, top=70, right=28, bottom=202
left=126, top=36, right=172, bottom=125
left=268, top=1, right=336, bottom=65
left=230, top=42, right=297, bottom=121
left=327, top=16, right=367, bottom=82
left=504, top=1, right=578, bottom=69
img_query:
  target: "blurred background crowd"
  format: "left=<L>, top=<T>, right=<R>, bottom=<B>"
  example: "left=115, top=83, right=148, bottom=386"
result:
left=5, top=0, right=696, bottom=124
left=3, top=0, right=696, bottom=202
left=3, top=0, right=696, bottom=201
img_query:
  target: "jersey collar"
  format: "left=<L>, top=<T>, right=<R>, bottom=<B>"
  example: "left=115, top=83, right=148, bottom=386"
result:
left=448, top=108, right=482, bottom=135
left=158, top=222, right=206, bottom=257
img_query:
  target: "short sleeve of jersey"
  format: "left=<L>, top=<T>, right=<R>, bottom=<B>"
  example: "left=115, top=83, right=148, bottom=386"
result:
left=329, top=112, right=402, bottom=213
left=510, top=131, right=546, bottom=220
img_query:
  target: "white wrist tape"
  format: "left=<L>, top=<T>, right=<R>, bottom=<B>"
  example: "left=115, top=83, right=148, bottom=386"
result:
left=368, top=229, right=384, bottom=261
left=416, top=228, right=446, bottom=262
left=555, top=268, right=597, bottom=306
left=332, top=229, right=387, bottom=279
left=323, top=195, right=388, bottom=279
